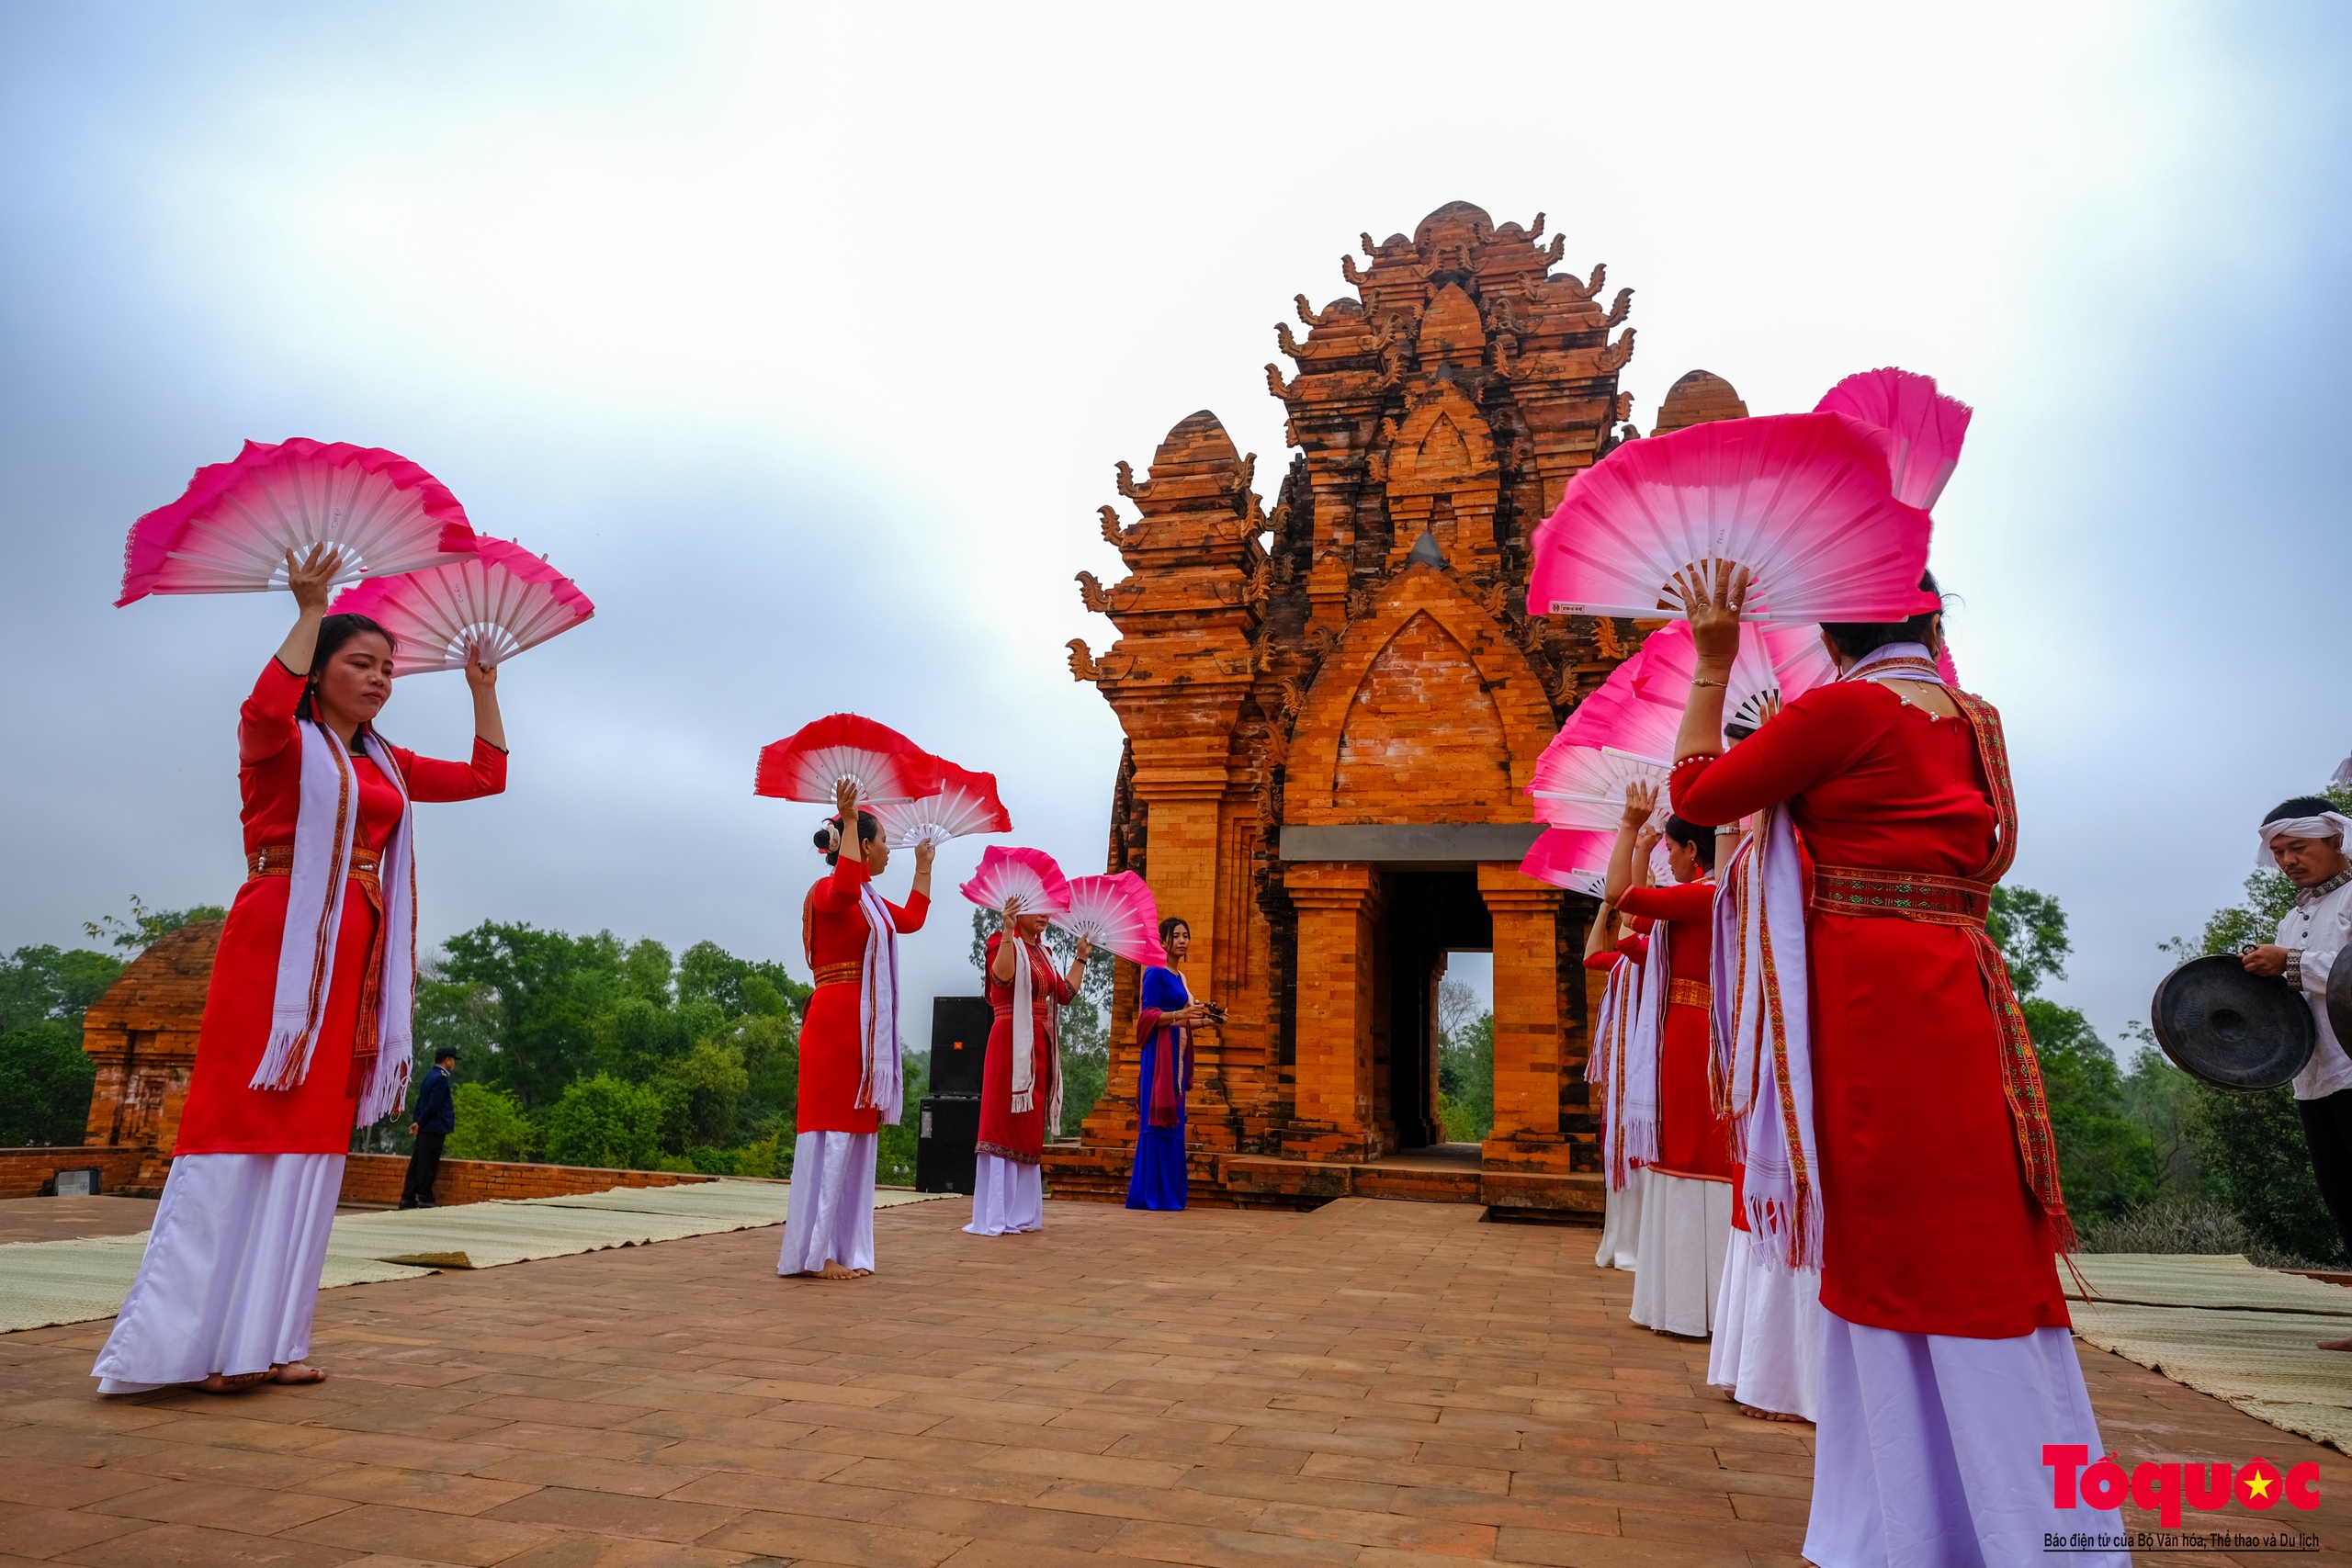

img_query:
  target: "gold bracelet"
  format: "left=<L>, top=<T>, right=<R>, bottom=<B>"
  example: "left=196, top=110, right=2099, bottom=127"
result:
left=1691, top=676, right=1725, bottom=688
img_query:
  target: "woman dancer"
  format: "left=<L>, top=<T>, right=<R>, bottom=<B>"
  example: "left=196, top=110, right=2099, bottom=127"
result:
left=784, top=778, right=933, bottom=1280
left=1605, top=790, right=1732, bottom=1337
left=1127, top=916, right=1204, bottom=1211
left=967, top=901, right=1088, bottom=1235
left=1666, top=564, right=2120, bottom=1567
left=94, top=545, right=506, bottom=1394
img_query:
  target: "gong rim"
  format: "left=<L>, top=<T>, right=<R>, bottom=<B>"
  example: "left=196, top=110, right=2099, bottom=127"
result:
left=2149, top=953, right=2315, bottom=1093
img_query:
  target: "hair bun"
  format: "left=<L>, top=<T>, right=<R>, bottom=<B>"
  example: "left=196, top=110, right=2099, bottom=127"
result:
left=813, top=821, right=841, bottom=853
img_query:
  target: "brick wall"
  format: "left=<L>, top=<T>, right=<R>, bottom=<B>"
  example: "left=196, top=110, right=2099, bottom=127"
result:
left=339, top=1154, right=718, bottom=1207
left=1331, top=610, right=1513, bottom=817
left=0, top=1145, right=150, bottom=1200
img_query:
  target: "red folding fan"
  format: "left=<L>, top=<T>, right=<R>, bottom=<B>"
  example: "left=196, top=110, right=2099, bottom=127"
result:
left=1815, top=368, right=1973, bottom=513
left=118, top=438, right=479, bottom=606
left=1057, top=873, right=1167, bottom=965
left=959, top=845, right=1072, bottom=920
left=330, top=536, right=593, bottom=676
left=754, top=715, right=943, bottom=806
left=870, top=760, right=1012, bottom=849
left=1526, top=412, right=1934, bottom=623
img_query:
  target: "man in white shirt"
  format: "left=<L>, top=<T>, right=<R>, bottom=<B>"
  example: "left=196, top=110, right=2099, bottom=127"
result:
left=2243, top=795, right=2352, bottom=1346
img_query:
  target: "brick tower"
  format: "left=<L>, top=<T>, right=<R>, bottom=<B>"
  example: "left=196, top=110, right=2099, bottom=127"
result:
left=1054, top=203, right=1744, bottom=1213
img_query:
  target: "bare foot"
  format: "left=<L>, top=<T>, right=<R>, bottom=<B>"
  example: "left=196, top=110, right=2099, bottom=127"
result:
left=817, top=1259, right=860, bottom=1280
left=1737, top=1403, right=1806, bottom=1423
left=197, top=1371, right=269, bottom=1393
left=268, top=1361, right=326, bottom=1385
left=2319, top=1336, right=2352, bottom=1352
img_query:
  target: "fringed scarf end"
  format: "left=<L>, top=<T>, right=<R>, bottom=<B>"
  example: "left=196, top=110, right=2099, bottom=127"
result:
left=250, top=1019, right=317, bottom=1092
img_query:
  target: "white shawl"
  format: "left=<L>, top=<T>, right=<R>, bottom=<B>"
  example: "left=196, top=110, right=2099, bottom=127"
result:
left=1616, top=918, right=1666, bottom=1176
left=1588, top=947, right=1642, bottom=1191
left=1007, top=933, right=1064, bottom=1132
left=251, top=719, right=418, bottom=1128
left=1714, top=641, right=1941, bottom=1270
left=854, top=881, right=905, bottom=1125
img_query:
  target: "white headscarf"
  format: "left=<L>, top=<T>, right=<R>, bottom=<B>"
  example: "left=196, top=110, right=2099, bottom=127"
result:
left=2257, top=811, right=2352, bottom=870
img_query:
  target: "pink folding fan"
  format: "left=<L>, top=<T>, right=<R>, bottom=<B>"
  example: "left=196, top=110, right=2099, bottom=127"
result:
left=959, top=845, right=1072, bottom=920
left=755, top=714, right=943, bottom=806
left=1057, top=872, right=1168, bottom=965
left=1528, top=745, right=1672, bottom=832
left=1626, top=621, right=1838, bottom=737
left=1526, top=412, right=1934, bottom=624
left=1521, top=829, right=1613, bottom=900
left=1815, top=368, right=1973, bottom=513
left=330, top=537, right=593, bottom=676
left=118, top=438, right=479, bottom=606
left=871, top=760, right=1012, bottom=849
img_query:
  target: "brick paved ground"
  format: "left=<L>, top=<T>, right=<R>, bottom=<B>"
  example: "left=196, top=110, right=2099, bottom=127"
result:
left=0, top=1195, right=2346, bottom=1567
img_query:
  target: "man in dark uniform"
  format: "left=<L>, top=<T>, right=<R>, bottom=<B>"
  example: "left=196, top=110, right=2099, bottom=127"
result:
left=401, top=1046, right=459, bottom=1209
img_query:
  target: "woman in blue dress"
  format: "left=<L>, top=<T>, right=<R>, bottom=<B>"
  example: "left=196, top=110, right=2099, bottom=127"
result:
left=1126, top=917, right=1206, bottom=1210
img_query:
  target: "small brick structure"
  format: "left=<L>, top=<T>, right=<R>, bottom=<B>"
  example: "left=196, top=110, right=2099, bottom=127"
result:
left=1053, top=202, right=1755, bottom=1214
left=77, top=919, right=220, bottom=1192
left=338, top=1152, right=713, bottom=1207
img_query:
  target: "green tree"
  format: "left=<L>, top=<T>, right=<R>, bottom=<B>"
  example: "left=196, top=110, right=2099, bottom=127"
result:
left=541, top=1074, right=669, bottom=1170
left=0, top=944, right=123, bottom=1034
left=444, top=1083, right=537, bottom=1162
left=1986, top=885, right=2163, bottom=1223
left=434, top=922, right=626, bottom=1110
left=1, top=938, right=128, bottom=1147
left=0, top=1022, right=98, bottom=1146
left=82, top=897, right=227, bottom=953
left=1438, top=1011, right=1495, bottom=1142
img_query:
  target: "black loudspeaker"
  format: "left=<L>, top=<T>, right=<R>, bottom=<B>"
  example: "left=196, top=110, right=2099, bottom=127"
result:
left=915, top=1095, right=980, bottom=1195
left=929, top=996, right=991, bottom=1100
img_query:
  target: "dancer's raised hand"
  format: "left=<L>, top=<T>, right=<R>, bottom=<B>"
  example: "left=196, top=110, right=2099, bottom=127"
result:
left=284, top=544, right=345, bottom=615
left=1622, top=779, right=1658, bottom=828
left=1667, top=558, right=1750, bottom=670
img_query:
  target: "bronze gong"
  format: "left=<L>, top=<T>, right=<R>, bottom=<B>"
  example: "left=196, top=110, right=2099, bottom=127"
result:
left=2149, top=954, right=2315, bottom=1092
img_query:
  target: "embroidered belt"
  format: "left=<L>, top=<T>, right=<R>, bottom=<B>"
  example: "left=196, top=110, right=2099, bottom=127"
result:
left=248, top=842, right=384, bottom=888
left=812, top=963, right=862, bottom=988
left=1810, top=864, right=1992, bottom=925
left=1668, top=977, right=1713, bottom=1010
left=991, top=1002, right=1055, bottom=1019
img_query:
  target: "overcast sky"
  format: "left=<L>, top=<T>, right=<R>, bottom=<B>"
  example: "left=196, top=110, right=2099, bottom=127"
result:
left=4, top=2, right=2346, bottom=1044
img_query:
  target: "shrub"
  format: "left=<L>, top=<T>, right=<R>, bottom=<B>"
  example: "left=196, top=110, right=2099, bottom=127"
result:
left=442, top=1082, right=537, bottom=1163
left=2187, top=1082, right=2345, bottom=1266
left=541, top=1074, right=669, bottom=1170
left=2079, top=1197, right=2331, bottom=1270
left=735, top=1132, right=785, bottom=1179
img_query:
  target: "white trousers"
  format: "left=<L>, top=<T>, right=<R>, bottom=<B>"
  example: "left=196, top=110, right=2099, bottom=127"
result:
left=1627, top=1170, right=1729, bottom=1337
left=1707, top=1230, right=1824, bottom=1420
left=1593, top=1166, right=1645, bottom=1270
left=1804, top=1311, right=2128, bottom=1568
left=91, top=1152, right=344, bottom=1393
left=776, top=1132, right=876, bottom=1274
left=964, top=1154, right=1043, bottom=1235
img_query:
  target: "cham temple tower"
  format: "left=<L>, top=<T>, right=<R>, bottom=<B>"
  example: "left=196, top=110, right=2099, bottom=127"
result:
left=1047, top=200, right=1750, bottom=1213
